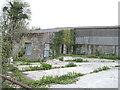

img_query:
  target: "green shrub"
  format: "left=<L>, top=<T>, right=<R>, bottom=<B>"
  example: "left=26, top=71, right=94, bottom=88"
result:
left=40, top=63, right=52, bottom=70
left=51, top=55, right=58, bottom=59
left=115, top=65, right=120, bottom=67
left=18, top=47, right=25, bottom=57
left=2, top=41, right=13, bottom=63
left=65, top=63, right=77, bottom=67
left=74, top=59, right=88, bottom=62
left=74, top=59, right=83, bottom=62
left=102, top=66, right=110, bottom=70
left=59, top=57, right=64, bottom=61
left=13, top=57, right=25, bottom=61
left=95, top=49, right=101, bottom=56
left=2, top=64, right=32, bottom=88
left=9, top=64, right=18, bottom=72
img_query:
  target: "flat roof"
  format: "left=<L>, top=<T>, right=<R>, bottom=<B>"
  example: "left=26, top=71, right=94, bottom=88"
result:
left=20, top=26, right=120, bottom=34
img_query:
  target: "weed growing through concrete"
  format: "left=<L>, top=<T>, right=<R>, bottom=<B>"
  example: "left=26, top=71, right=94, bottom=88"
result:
left=21, top=63, right=52, bottom=71
left=65, top=62, right=77, bottom=67
left=21, top=62, right=78, bottom=71
left=28, top=72, right=84, bottom=88
left=19, top=62, right=32, bottom=65
left=115, top=65, right=120, bottom=67
left=58, top=57, right=64, bottom=61
left=14, top=59, right=46, bottom=63
left=66, top=58, right=88, bottom=62
left=90, top=66, right=110, bottom=73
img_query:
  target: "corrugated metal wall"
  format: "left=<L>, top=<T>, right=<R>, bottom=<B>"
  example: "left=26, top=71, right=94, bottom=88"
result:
left=75, top=28, right=119, bottom=45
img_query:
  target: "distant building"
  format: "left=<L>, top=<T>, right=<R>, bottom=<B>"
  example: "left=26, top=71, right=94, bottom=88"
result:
left=13, top=26, right=120, bottom=60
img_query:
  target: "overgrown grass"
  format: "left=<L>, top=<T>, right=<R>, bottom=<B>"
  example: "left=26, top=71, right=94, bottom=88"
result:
left=90, top=66, right=110, bottom=73
left=21, top=62, right=77, bottom=72
left=2, top=64, right=33, bottom=88
left=21, top=63, right=52, bottom=71
left=65, top=63, right=77, bottom=67
left=115, top=65, right=120, bottom=67
left=54, top=63, right=77, bottom=68
left=14, top=57, right=46, bottom=63
left=58, top=57, right=64, bottom=61
left=50, top=55, right=59, bottom=59
left=86, top=54, right=120, bottom=60
left=59, top=54, right=83, bottom=57
left=66, top=58, right=88, bottom=62
left=2, top=64, right=84, bottom=88
left=28, top=72, right=84, bottom=88
left=19, top=62, right=32, bottom=65
left=59, top=54, right=120, bottom=60
left=40, top=63, right=52, bottom=70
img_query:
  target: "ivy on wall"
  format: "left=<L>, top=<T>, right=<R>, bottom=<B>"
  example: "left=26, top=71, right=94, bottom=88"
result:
left=52, top=29, right=76, bottom=56
left=51, top=30, right=63, bottom=56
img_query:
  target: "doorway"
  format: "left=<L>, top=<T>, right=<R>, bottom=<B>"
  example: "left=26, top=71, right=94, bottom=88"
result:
left=44, top=43, right=50, bottom=57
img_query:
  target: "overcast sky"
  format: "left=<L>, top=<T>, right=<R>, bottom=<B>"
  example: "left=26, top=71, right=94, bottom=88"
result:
left=0, top=0, right=119, bottom=29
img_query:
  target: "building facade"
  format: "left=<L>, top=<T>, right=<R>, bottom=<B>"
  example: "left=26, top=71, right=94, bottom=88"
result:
left=13, top=26, right=119, bottom=60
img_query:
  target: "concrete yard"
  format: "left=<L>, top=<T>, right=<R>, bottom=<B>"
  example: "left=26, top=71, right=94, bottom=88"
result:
left=15, top=56, right=119, bottom=88
left=50, top=68, right=118, bottom=88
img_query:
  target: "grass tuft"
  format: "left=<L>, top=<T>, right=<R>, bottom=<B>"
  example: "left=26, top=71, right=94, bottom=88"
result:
left=66, top=59, right=88, bottom=62
left=59, top=57, right=64, bottom=61
left=91, top=66, right=110, bottom=73
left=65, top=63, right=77, bottom=67
left=19, top=62, right=32, bottom=65
left=115, top=65, right=120, bottom=67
